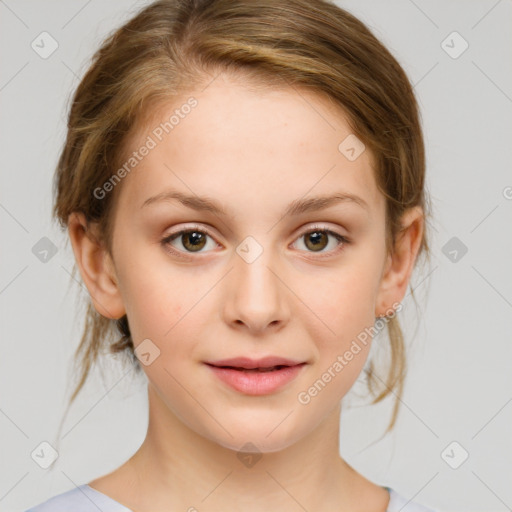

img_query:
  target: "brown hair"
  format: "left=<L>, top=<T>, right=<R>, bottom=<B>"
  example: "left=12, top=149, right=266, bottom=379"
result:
left=53, top=0, right=432, bottom=437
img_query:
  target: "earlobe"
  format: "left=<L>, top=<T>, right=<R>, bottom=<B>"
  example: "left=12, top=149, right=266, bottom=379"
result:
left=67, top=212, right=126, bottom=320
left=375, top=206, right=424, bottom=317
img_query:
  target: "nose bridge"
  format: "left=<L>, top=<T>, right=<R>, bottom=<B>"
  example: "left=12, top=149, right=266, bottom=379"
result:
left=225, top=234, right=287, bottom=331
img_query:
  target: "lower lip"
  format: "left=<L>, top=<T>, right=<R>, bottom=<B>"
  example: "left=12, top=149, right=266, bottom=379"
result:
left=206, top=364, right=306, bottom=395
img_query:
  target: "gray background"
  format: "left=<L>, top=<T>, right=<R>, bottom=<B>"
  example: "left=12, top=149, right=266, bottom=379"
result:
left=1, top=1, right=511, bottom=511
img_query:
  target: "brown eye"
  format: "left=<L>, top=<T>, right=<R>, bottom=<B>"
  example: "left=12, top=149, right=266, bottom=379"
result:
left=304, top=230, right=329, bottom=252
left=163, top=228, right=217, bottom=255
left=293, top=226, right=348, bottom=256
left=181, top=231, right=207, bottom=252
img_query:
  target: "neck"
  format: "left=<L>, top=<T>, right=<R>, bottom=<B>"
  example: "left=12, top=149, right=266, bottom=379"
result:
left=119, top=384, right=385, bottom=511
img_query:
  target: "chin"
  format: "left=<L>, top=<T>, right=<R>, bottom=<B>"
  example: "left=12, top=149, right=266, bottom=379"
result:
left=215, top=434, right=301, bottom=455
left=200, top=414, right=310, bottom=455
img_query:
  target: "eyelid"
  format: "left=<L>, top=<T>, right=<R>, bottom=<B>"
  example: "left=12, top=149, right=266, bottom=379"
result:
left=296, top=223, right=348, bottom=240
left=164, top=223, right=216, bottom=239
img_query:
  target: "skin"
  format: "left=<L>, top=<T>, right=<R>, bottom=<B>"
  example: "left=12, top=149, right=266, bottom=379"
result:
left=68, top=72, right=423, bottom=511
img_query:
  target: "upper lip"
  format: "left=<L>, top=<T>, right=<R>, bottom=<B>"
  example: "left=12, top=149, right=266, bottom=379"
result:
left=205, top=356, right=305, bottom=369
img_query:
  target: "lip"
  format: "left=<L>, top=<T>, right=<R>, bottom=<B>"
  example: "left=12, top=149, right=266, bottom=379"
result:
left=204, top=356, right=307, bottom=395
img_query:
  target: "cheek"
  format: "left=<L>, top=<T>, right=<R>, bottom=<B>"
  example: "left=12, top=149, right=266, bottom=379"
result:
left=307, top=265, right=379, bottom=336
left=301, top=262, right=380, bottom=383
left=130, top=290, right=185, bottom=344
left=114, top=252, right=187, bottom=343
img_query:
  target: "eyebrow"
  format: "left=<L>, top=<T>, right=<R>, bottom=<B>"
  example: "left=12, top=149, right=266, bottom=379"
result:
left=141, top=190, right=369, bottom=216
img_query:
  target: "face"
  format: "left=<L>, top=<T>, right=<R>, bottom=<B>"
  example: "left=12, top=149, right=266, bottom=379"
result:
left=88, top=73, right=400, bottom=453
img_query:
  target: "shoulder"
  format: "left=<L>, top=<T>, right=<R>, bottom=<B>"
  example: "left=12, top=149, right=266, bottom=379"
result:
left=387, top=488, right=438, bottom=512
left=24, top=484, right=132, bottom=512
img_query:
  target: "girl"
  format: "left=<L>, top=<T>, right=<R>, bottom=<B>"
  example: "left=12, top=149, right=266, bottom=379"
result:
left=27, top=0, right=435, bottom=510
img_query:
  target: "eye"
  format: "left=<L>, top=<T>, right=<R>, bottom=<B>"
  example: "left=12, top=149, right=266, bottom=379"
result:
left=292, top=224, right=349, bottom=257
left=161, top=223, right=349, bottom=259
left=161, top=225, right=218, bottom=257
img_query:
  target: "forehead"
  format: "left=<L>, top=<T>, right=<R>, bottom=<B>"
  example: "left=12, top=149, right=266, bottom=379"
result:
left=115, top=73, right=383, bottom=220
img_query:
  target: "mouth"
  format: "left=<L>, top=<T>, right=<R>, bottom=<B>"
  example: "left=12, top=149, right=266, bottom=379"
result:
left=204, top=357, right=307, bottom=395
left=208, top=364, right=295, bottom=372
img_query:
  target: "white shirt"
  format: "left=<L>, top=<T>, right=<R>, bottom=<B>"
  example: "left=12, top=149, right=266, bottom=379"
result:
left=25, top=484, right=437, bottom=511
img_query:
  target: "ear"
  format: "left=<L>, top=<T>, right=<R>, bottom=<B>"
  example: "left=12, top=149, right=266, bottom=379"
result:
left=375, top=206, right=424, bottom=317
left=67, top=212, right=126, bottom=320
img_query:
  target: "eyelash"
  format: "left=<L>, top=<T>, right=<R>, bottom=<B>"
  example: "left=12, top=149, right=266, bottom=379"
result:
left=161, top=223, right=350, bottom=260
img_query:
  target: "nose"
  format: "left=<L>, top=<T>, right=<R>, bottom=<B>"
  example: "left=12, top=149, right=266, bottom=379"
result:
left=222, top=242, right=289, bottom=334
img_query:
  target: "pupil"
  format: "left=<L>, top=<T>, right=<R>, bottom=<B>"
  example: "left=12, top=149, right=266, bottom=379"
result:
left=189, top=232, right=202, bottom=245
left=306, top=231, right=327, bottom=251
left=184, top=231, right=206, bottom=251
